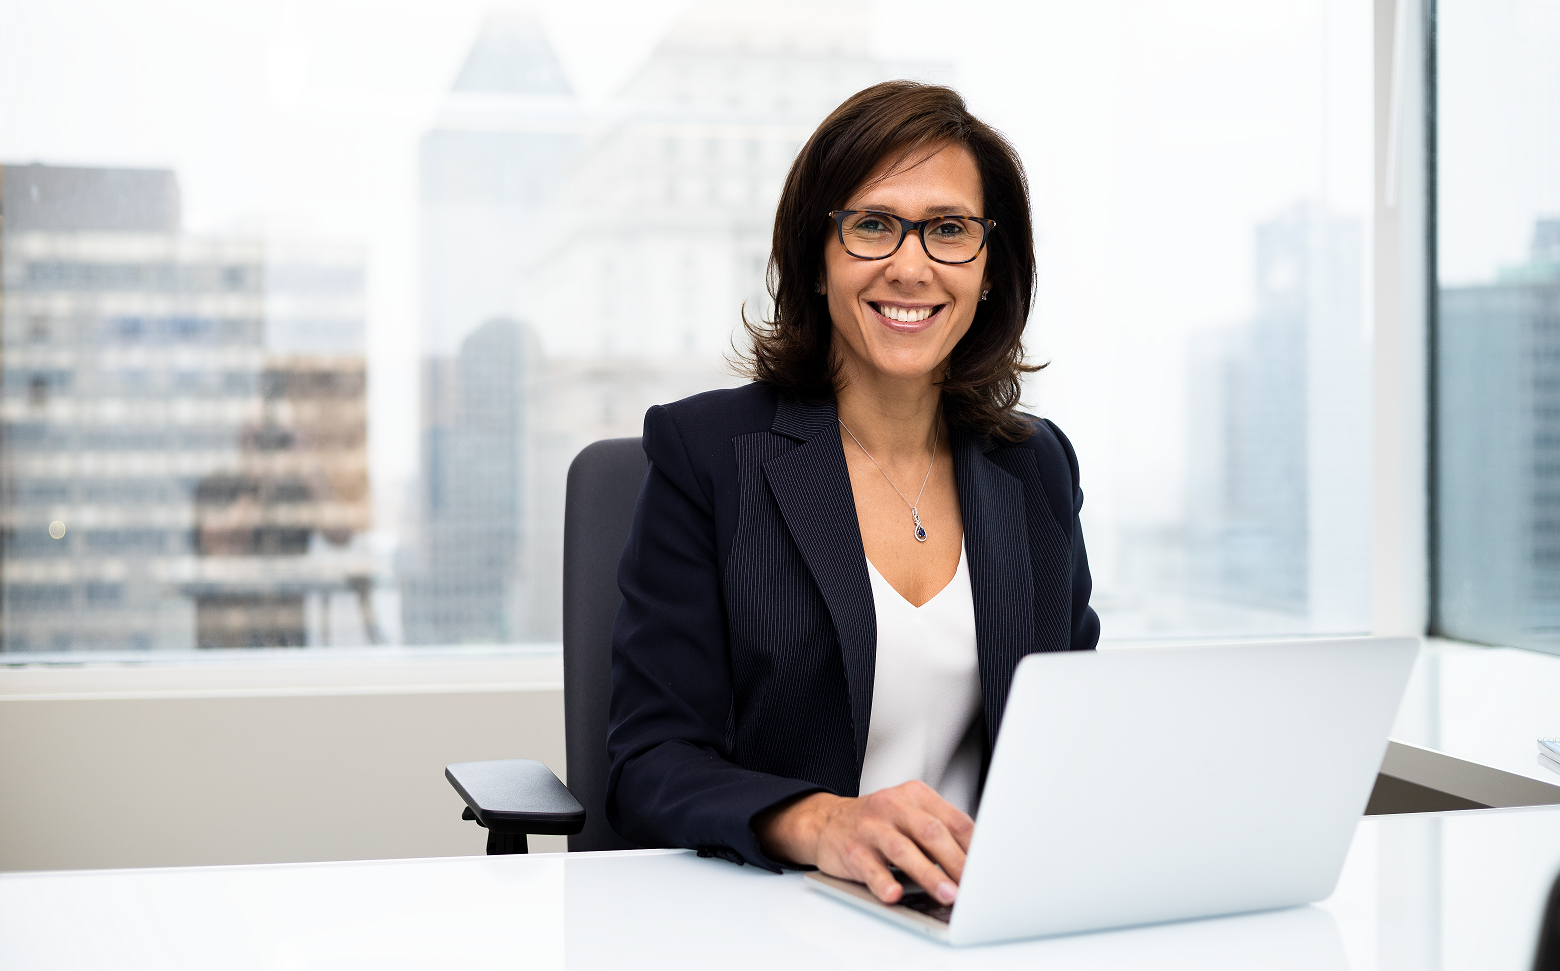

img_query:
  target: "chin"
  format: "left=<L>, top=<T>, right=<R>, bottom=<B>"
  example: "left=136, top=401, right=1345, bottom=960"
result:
left=863, top=355, right=947, bottom=383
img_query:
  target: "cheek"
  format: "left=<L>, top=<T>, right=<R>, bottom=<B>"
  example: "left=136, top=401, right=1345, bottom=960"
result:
left=823, top=265, right=869, bottom=328
left=825, top=292, right=866, bottom=351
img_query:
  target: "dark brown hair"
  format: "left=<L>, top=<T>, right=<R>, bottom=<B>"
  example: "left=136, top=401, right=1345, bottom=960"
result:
left=740, top=80, right=1041, bottom=442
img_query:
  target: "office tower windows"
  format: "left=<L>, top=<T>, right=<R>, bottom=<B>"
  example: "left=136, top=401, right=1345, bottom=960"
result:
left=2, top=0, right=1374, bottom=651
left=0, top=164, right=375, bottom=651
left=400, top=318, right=538, bottom=644
left=1438, top=219, right=1560, bottom=647
left=1433, top=0, right=1560, bottom=653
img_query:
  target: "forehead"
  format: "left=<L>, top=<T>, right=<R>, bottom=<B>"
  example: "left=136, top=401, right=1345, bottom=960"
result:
left=845, top=141, right=984, bottom=215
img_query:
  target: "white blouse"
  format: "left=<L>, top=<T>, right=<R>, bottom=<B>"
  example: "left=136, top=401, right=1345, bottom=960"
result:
left=857, top=543, right=985, bottom=815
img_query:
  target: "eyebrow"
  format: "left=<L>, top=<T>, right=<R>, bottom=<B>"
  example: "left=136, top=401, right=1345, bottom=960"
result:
left=850, top=203, right=977, bottom=218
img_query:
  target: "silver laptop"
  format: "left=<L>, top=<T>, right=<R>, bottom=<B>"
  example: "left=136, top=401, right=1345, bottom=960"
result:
left=805, top=637, right=1418, bottom=946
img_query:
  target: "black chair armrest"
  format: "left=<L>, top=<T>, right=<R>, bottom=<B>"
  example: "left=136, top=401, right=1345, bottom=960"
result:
left=445, top=759, right=586, bottom=836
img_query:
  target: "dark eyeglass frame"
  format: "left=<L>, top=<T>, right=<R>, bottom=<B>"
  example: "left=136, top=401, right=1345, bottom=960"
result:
left=828, top=210, right=998, bottom=265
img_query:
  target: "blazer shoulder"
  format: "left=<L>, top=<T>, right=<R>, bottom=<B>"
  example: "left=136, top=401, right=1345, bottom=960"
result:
left=1001, top=414, right=1081, bottom=484
left=653, top=383, right=778, bottom=445
left=642, top=383, right=780, bottom=494
left=988, top=413, right=1084, bottom=524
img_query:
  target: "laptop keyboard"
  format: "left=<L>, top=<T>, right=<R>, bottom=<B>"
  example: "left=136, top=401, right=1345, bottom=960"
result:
left=890, top=871, right=953, bottom=923
left=897, top=888, right=953, bottom=923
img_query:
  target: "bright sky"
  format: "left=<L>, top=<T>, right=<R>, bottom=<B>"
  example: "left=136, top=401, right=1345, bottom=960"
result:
left=1437, top=0, right=1560, bottom=285
left=0, top=0, right=1411, bottom=584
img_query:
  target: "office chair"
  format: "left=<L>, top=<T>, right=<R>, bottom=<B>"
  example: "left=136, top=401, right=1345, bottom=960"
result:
left=445, top=437, right=647, bottom=854
left=1537, top=867, right=1560, bottom=971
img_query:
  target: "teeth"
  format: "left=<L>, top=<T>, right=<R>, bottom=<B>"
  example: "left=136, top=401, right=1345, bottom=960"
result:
left=880, top=305, right=934, bottom=323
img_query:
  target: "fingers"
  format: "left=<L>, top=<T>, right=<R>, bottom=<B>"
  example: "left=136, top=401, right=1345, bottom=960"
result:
left=812, top=782, right=974, bottom=905
left=875, top=829, right=958, bottom=906
left=941, top=802, right=976, bottom=854
left=878, top=782, right=973, bottom=882
left=847, top=845, right=908, bottom=904
left=907, top=779, right=976, bottom=853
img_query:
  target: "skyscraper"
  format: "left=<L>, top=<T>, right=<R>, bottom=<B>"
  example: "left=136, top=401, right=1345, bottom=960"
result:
left=0, top=164, right=374, bottom=650
left=400, top=317, right=539, bottom=644
left=418, top=10, right=586, bottom=359
left=1438, top=218, right=1560, bottom=647
left=1186, top=204, right=1370, bottom=629
left=402, top=2, right=924, bottom=643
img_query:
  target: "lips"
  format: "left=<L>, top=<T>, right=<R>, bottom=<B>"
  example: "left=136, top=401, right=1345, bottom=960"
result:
left=869, top=302, right=945, bottom=332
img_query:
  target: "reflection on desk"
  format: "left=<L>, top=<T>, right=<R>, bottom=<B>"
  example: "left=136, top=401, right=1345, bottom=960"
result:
left=3, top=804, right=1559, bottom=969
left=1395, top=640, right=1560, bottom=787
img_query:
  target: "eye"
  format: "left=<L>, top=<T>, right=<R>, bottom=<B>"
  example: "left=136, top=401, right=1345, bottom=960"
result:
left=850, top=214, right=892, bottom=235
left=928, top=218, right=971, bottom=239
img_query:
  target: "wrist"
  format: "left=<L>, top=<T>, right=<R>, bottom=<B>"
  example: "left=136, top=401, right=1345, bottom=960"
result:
left=756, top=791, right=837, bottom=865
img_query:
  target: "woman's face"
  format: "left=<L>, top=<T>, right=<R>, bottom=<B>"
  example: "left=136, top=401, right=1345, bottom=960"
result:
left=822, top=141, right=989, bottom=388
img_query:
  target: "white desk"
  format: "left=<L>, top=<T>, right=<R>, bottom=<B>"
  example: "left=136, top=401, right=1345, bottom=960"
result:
left=1395, top=639, right=1560, bottom=787
left=4, top=804, right=1558, bottom=969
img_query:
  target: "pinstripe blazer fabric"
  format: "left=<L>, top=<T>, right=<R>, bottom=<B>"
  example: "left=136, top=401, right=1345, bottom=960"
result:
left=605, top=382, right=1099, bottom=870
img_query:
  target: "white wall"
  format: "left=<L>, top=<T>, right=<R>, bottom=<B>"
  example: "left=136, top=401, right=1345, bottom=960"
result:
left=0, top=651, right=568, bottom=872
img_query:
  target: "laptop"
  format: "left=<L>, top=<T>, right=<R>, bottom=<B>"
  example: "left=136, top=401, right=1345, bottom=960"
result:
left=804, top=637, right=1419, bottom=946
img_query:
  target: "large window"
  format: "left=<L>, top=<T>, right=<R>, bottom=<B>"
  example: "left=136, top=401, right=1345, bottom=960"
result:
left=1433, top=0, right=1560, bottom=653
left=0, top=0, right=1374, bottom=653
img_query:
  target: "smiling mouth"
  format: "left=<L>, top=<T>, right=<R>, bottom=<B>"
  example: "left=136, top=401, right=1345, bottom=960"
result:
left=870, top=302, right=945, bottom=324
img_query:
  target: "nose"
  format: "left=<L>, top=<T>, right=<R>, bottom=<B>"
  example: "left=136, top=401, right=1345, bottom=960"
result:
left=883, top=229, right=935, bottom=287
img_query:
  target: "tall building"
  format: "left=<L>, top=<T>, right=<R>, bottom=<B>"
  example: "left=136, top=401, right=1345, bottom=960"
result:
left=418, top=10, right=587, bottom=359
left=1438, top=218, right=1560, bottom=646
left=523, top=0, right=892, bottom=360
left=1186, top=204, right=1370, bottom=629
left=400, top=318, right=539, bottom=644
left=403, top=11, right=586, bottom=644
left=0, top=164, right=374, bottom=651
left=401, top=2, right=925, bottom=643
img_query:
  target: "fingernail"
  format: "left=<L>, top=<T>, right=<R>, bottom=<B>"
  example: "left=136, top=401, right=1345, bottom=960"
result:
left=936, top=881, right=958, bottom=904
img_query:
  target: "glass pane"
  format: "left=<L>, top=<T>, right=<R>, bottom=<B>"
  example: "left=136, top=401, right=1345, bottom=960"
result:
left=0, top=0, right=1372, bottom=653
left=1435, top=0, right=1560, bottom=652
left=1002, top=1, right=1374, bottom=638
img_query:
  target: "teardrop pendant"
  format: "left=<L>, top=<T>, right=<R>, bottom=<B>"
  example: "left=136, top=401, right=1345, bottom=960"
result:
left=912, top=508, right=927, bottom=543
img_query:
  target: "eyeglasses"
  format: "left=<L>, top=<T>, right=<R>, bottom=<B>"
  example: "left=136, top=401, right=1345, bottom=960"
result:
left=828, top=210, right=997, bottom=265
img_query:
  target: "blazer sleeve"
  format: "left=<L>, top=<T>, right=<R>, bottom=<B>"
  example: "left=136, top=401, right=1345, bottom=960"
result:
left=605, top=404, right=823, bottom=871
left=1044, top=419, right=1102, bottom=652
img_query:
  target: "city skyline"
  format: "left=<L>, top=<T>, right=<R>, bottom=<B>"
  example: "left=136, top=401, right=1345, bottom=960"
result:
left=1, top=0, right=1385, bottom=649
left=0, top=163, right=378, bottom=650
left=1438, top=217, right=1560, bottom=650
left=398, top=2, right=912, bottom=643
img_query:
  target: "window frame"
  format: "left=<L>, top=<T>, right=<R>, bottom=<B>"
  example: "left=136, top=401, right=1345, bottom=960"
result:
left=1371, top=0, right=1434, bottom=640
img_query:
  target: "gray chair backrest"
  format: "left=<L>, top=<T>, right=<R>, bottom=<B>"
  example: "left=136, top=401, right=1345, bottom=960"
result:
left=563, top=437, right=649, bottom=852
left=1537, top=868, right=1560, bottom=971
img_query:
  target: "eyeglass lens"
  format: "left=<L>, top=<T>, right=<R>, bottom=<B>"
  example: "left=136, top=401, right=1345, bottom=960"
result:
left=838, top=211, right=985, bottom=263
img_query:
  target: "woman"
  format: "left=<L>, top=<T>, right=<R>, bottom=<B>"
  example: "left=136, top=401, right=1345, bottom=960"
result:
left=606, top=81, right=1099, bottom=908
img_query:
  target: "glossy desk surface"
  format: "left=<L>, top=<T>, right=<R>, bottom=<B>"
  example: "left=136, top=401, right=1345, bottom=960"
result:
left=1394, top=640, right=1560, bottom=787
left=4, top=804, right=1559, bottom=969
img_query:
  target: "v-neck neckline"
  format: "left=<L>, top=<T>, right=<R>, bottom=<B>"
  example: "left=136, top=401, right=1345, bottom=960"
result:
left=864, top=543, right=967, bottom=610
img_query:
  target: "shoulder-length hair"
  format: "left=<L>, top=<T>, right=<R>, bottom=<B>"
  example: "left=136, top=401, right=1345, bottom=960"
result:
left=740, top=80, right=1040, bottom=442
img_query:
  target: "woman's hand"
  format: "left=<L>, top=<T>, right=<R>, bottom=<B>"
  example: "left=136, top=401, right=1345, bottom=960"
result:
left=753, top=781, right=974, bottom=905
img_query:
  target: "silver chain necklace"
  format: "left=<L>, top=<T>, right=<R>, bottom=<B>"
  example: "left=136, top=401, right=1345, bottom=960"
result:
left=838, top=417, right=938, bottom=543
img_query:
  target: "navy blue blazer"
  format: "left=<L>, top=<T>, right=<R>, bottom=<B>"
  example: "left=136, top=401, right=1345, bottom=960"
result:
left=605, top=383, right=1099, bottom=870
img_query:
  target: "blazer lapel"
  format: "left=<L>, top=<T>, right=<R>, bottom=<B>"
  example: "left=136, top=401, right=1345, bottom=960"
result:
left=762, top=396, right=877, bottom=771
left=952, top=430, right=1035, bottom=746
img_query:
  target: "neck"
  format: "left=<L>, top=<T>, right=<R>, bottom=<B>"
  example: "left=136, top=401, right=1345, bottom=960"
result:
left=834, top=359, right=944, bottom=456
